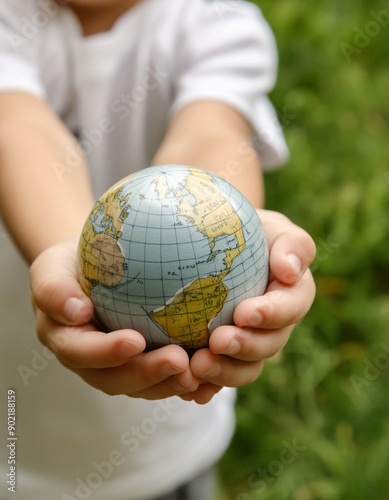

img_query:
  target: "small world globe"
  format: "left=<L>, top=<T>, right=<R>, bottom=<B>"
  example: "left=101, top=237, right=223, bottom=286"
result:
left=77, top=165, right=269, bottom=351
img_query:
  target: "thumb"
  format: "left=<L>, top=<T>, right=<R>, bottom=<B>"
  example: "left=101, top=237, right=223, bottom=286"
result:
left=259, top=210, right=316, bottom=285
left=30, top=237, right=94, bottom=326
left=269, top=228, right=316, bottom=285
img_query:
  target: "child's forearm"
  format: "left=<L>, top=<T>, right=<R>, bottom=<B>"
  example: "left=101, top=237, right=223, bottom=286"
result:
left=0, top=93, right=95, bottom=263
left=152, top=101, right=265, bottom=208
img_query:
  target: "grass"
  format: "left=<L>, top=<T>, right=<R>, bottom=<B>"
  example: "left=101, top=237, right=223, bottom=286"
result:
left=217, top=1, right=389, bottom=499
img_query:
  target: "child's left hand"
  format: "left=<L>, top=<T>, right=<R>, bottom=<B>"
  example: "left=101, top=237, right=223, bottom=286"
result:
left=183, top=209, right=316, bottom=404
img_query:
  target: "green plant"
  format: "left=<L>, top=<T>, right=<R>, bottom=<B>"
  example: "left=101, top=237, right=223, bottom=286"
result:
left=218, top=2, right=389, bottom=499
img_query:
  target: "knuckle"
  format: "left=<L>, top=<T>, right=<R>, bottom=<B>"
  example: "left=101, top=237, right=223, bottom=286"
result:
left=35, top=316, right=50, bottom=347
left=30, top=273, right=58, bottom=311
left=34, top=312, right=60, bottom=357
left=267, top=210, right=291, bottom=225
left=51, top=329, right=77, bottom=366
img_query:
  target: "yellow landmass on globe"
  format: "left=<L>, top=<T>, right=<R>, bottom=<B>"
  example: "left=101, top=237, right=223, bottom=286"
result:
left=150, top=168, right=246, bottom=348
left=78, top=228, right=125, bottom=295
left=97, top=186, right=130, bottom=239
left=78, top=185, right=129, bottom=295
left=150, top=271, right=229, bottom=349
left=176, top=168, right=246, bottom=252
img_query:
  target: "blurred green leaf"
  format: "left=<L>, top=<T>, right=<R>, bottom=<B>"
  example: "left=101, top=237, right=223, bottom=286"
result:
left=218, top=1, right=389, bottom=499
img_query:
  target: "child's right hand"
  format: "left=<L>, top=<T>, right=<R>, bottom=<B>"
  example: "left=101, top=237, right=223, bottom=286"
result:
left=29, top=237, right=200, bottom=400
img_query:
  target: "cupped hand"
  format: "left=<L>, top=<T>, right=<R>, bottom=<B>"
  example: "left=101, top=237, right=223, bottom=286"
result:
left=30, top=237, right=200, bottom=400
left=183, top=209, right=316, bottom=404
left=30, top=207, right=316, bottom=406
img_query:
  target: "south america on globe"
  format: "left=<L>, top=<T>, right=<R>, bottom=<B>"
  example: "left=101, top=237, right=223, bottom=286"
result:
left=77, top=165, right=269, bottom=351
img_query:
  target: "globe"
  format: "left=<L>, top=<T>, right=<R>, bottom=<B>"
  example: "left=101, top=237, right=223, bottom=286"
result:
left=77, top=165, right=269, bottom=351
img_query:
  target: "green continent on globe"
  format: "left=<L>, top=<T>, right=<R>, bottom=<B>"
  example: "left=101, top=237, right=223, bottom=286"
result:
left=150, top=168, right=246, bottom=349
left=78, top=182, right=132, bottom=295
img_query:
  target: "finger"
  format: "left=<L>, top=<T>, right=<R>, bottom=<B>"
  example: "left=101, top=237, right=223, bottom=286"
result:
left=179, top=384, right=223, bottom=405
left=233, top=270, right=316, bottom=330
left=130, top=368, right=200, bottom=400
left=74, top=346, right=194, bottom=396
left=259, top=210, right=316, bottom=284
left=36, top=313, right=146, bottom=368
left=190, top=349, right=264, bottom=387
left=209, top=324, right=293, bottom=361
left=30, top=238, right=94, bottom=326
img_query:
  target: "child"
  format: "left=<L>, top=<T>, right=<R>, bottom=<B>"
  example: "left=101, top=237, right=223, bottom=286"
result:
left=0, top=0, right=316, bottom=498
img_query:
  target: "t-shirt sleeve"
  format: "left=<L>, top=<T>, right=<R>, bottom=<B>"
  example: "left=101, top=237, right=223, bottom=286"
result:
left=170, top=0, right=289, bottom=169
left=0, top=1, right=46, bottom=98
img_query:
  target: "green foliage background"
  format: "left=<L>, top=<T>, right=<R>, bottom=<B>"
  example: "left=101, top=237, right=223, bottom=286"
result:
left=218, top=1, right=389, bottom=499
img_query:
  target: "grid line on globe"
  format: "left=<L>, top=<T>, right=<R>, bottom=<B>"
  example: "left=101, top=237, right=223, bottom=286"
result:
left=78, top=165, right=269, bottom=351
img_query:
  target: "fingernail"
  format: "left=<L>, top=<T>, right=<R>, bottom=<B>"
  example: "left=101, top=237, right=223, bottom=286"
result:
left=162, top=362, right=184, bottom=376
left=221, top=337, right=241, bottom=355
left=64, top=297, right=84, bottom=323
left=201, top=359, right=222, bottom=380
left=248, top=310, right=263, bottom=327
left=286, top=253, right=302, bottom=279
left=118, top=341, right=143, bottom=359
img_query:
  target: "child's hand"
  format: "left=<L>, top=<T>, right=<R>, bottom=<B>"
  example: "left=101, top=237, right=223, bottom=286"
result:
left=185, top=210, right=316, bottom=404
left=30, top=237, right=200, bottom=400
left=30, top=208, right=315, bottom=405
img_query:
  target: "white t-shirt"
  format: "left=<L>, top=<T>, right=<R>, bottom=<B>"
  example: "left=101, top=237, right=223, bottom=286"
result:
left=0, top=1, right=288, bottom=498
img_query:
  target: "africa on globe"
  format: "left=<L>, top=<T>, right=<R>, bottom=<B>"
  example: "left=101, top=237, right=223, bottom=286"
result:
left=77, top=165, right=269, bottom=351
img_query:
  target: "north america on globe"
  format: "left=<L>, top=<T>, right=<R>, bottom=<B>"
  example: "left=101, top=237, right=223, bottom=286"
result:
left=78, top=165, right=269, bottom=351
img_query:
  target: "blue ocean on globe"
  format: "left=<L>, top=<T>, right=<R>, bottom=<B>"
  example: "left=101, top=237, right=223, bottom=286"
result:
left=78, top=165, right=268, bottom=351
